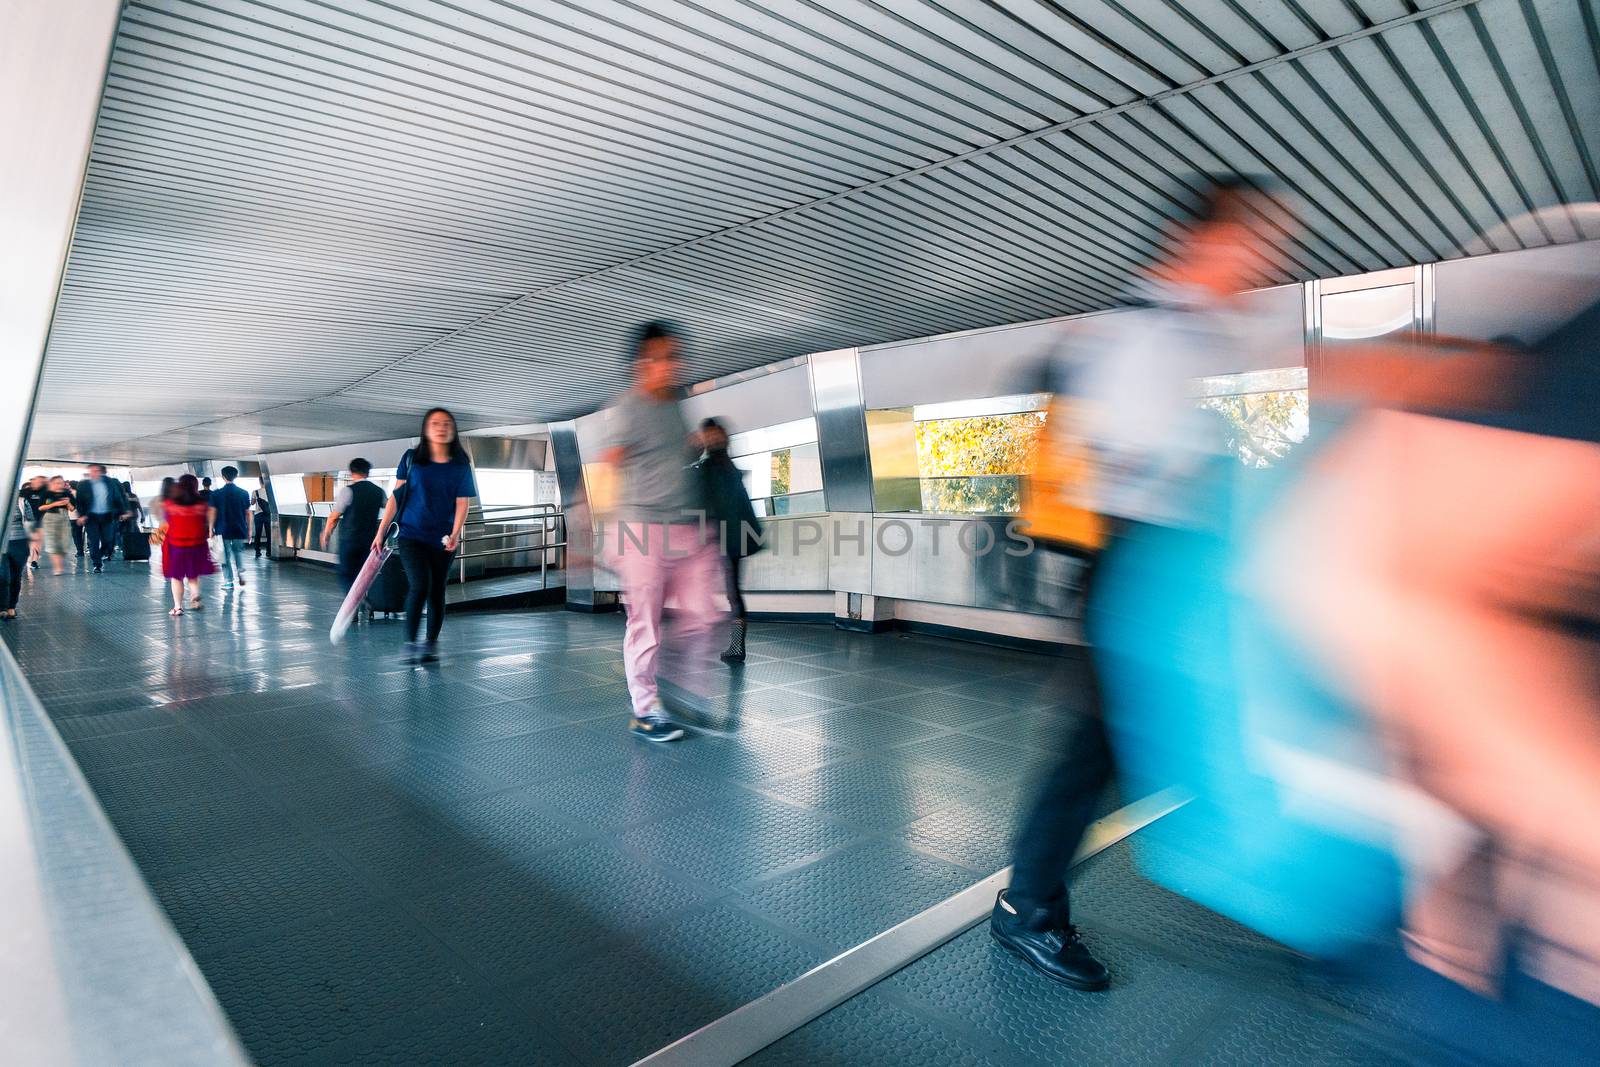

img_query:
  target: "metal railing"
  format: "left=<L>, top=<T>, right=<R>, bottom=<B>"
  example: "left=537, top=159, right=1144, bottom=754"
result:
left=455, top=502, right=566, bottom=589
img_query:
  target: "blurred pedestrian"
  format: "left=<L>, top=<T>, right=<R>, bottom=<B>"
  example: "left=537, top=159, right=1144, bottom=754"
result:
left=600, top=322, right=721, bottom=742
left=993, top=177, right=1288, bottom=990
left=19, top=475, right=46, bottom=571
left=38, top=476, right=75, bottom=576
left=160, top=474, right=214, bottom=615
left=697, top=418, right=762, bottom=663
left=122, top=480, right=144, bottom=536
left=2, top=492, right=35, bottom=619
left=209, top=466, right=252, bottom=589
left=322, top=457, right=386, bottom=591
left=73, top=463, right=131, bottom=573
left=251, top=486, right=271, bottom=557
left=1247, top=294, right=1600, bottom=1023
left=371, top=409, right=475, bottom=665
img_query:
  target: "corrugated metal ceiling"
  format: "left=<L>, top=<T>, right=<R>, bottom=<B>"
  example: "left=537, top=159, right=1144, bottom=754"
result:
left=29, top=0, right=1600, bottom=463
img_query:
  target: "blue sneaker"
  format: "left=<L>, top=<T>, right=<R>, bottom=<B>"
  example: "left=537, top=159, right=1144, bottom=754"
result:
left=629, top=707, right=685, bottom=743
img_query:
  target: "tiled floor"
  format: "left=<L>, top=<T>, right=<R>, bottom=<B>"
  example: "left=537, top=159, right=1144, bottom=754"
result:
left=4, top=555, right=1520, bottom=1065
left=3, top=555, right=1073, bottom=1064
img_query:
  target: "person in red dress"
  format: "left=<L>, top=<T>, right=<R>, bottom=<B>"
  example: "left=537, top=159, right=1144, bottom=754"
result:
left=159, top=474, right=215, bottom=616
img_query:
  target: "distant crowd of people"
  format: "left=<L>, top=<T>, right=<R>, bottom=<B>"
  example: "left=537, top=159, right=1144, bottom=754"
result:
left=5, top=464, right=272, bottom=620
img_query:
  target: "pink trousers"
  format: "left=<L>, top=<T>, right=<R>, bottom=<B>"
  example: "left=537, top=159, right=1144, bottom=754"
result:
left=613, top=522, right=724, bottom=718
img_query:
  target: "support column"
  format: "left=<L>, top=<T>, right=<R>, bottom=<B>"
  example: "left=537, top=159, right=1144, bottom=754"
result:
left=549, top=418, right=616, bottom=612
left=0, top=0, right=121, bottom=502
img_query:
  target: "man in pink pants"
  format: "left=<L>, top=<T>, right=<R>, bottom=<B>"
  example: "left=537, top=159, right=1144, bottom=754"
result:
left=600, top=322, right=723, bottom=742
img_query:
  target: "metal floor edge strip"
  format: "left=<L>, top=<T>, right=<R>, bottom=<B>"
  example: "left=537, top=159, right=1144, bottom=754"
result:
left=632, top=786, right=1192, bottom=1067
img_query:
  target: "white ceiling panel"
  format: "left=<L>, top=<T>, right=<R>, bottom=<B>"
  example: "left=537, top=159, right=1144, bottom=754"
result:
left=29, top=0, right=1600, bottom=463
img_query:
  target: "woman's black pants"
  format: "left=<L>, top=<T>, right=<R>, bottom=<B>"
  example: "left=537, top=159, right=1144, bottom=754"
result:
left=724, top=554, right=746, bottom=619
left=396, top=537, right=455, bottom=644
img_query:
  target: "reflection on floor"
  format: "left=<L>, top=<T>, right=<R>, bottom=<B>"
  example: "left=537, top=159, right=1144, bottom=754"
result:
left=6, top=556, right=1465, bottom=1065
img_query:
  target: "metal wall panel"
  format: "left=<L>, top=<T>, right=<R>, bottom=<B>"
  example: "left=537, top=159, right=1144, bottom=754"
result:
left=1434, top=236, right=1600, bottom=342
left=806, top=347, right=875, bottom=513
left=740, top=516, right=831, bottom=592
left=869, top=516, right=978, bottom=606
left=680, top=364, right=813, bottom=433
left=858, top=316, right=1070, bottom=409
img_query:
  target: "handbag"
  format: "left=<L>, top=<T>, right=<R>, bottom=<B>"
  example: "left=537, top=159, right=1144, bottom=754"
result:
left=386, top=450, right=414, bottom=544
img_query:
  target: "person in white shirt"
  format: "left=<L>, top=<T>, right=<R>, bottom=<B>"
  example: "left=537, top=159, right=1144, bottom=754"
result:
left=992, top=176, right=1293, bottom=991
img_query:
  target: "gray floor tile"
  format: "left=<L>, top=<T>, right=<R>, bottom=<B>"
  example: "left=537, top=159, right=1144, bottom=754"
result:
left=521, top=902, right=820, bottom=1067
left=744, top=989, right=1019, bottom=1067
left=409, top=839, right=705, bottom=985
left=882, top=924, right=1231, bottom=1065
left=740, top=838, right=979, bottom=951
left=621, top=793, right=862, bottom=889
left=760, top=755, right=982, bottom=832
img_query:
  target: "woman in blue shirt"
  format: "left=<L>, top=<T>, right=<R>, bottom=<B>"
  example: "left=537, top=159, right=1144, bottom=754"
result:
left=372, top=407, right=478, bottom=664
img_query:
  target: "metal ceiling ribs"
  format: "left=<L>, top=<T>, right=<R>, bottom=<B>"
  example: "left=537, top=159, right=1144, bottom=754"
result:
left=30, top=0, right=1600, bottom=463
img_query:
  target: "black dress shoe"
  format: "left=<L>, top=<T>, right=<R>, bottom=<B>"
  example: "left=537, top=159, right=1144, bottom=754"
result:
left=990, top=889, right=1109, bottom=990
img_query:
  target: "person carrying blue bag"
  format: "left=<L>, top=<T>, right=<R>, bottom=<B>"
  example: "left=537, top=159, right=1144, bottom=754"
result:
left=992, top=176, right=1410, bottom=988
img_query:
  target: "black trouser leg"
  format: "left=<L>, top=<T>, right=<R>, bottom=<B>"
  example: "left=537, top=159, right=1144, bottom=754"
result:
left=424, top=547, right=454, bottom=642
left=87, top=515, right=116, bottom=565
left=253, top=513, right=270, bottom=555
left=1007, top=550, right=1116, bottom=922
left=1007, top=684, right=1115, bottom=921
left=396, top=538, right=433, bottom=643
left=337, top=546, right=365, bottom=593
left=724, top=556, right=746, bottom=619
left=396, top=539, right=453, bottom=644
left=3, top=542, right=27, bottom=609
left=72, top=521, right=85, bottom=556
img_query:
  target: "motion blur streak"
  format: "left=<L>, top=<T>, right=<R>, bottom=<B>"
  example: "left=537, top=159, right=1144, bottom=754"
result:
left=1080, top=204, right=1600, bottom=1044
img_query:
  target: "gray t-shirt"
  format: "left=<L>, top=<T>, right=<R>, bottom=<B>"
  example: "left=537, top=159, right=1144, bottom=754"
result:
left=608, top=388, right=700, bottom=523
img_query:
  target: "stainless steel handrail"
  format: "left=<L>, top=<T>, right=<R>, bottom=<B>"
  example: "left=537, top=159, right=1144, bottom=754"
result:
left=455, top=504, right=566, bottom=589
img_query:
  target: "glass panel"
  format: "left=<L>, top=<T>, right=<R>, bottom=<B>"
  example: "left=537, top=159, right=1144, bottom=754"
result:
left=726, top=417, right=817, bottom=458
left=1196, top=367, right=1309, bottom=468
left=21, top=463, right=131, bottom=482
left=268, top=473, right=308, bottom=514
left=912, top=392, right=1047, bottom=422
left=751, top=490, right=826, bottom=518
left=786, top=442, right=823, bottom=494
left=865, top=407, right=920, bottom=513
left=130, top=480, right=163, bottom=509
left=769, top=490, right=826, bottom=516
left=474, top=469, right=534, bottom=508
left=727, top=422, right=825, bottom=512
left=914, top=411, right=1044, bottom=478
left=1193, top=366, right=1308, bottom=398
left=919, top=474, right=1023, bottom=514
left=858, top=399, right=1050, bottom=516
left=1321, top=284, right=1415, bottom=343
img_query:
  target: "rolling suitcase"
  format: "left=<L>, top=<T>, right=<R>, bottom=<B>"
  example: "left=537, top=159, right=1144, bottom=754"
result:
left=122, top=519, right=151, bottom=562
left=366, top=549, right=409, bottom=617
